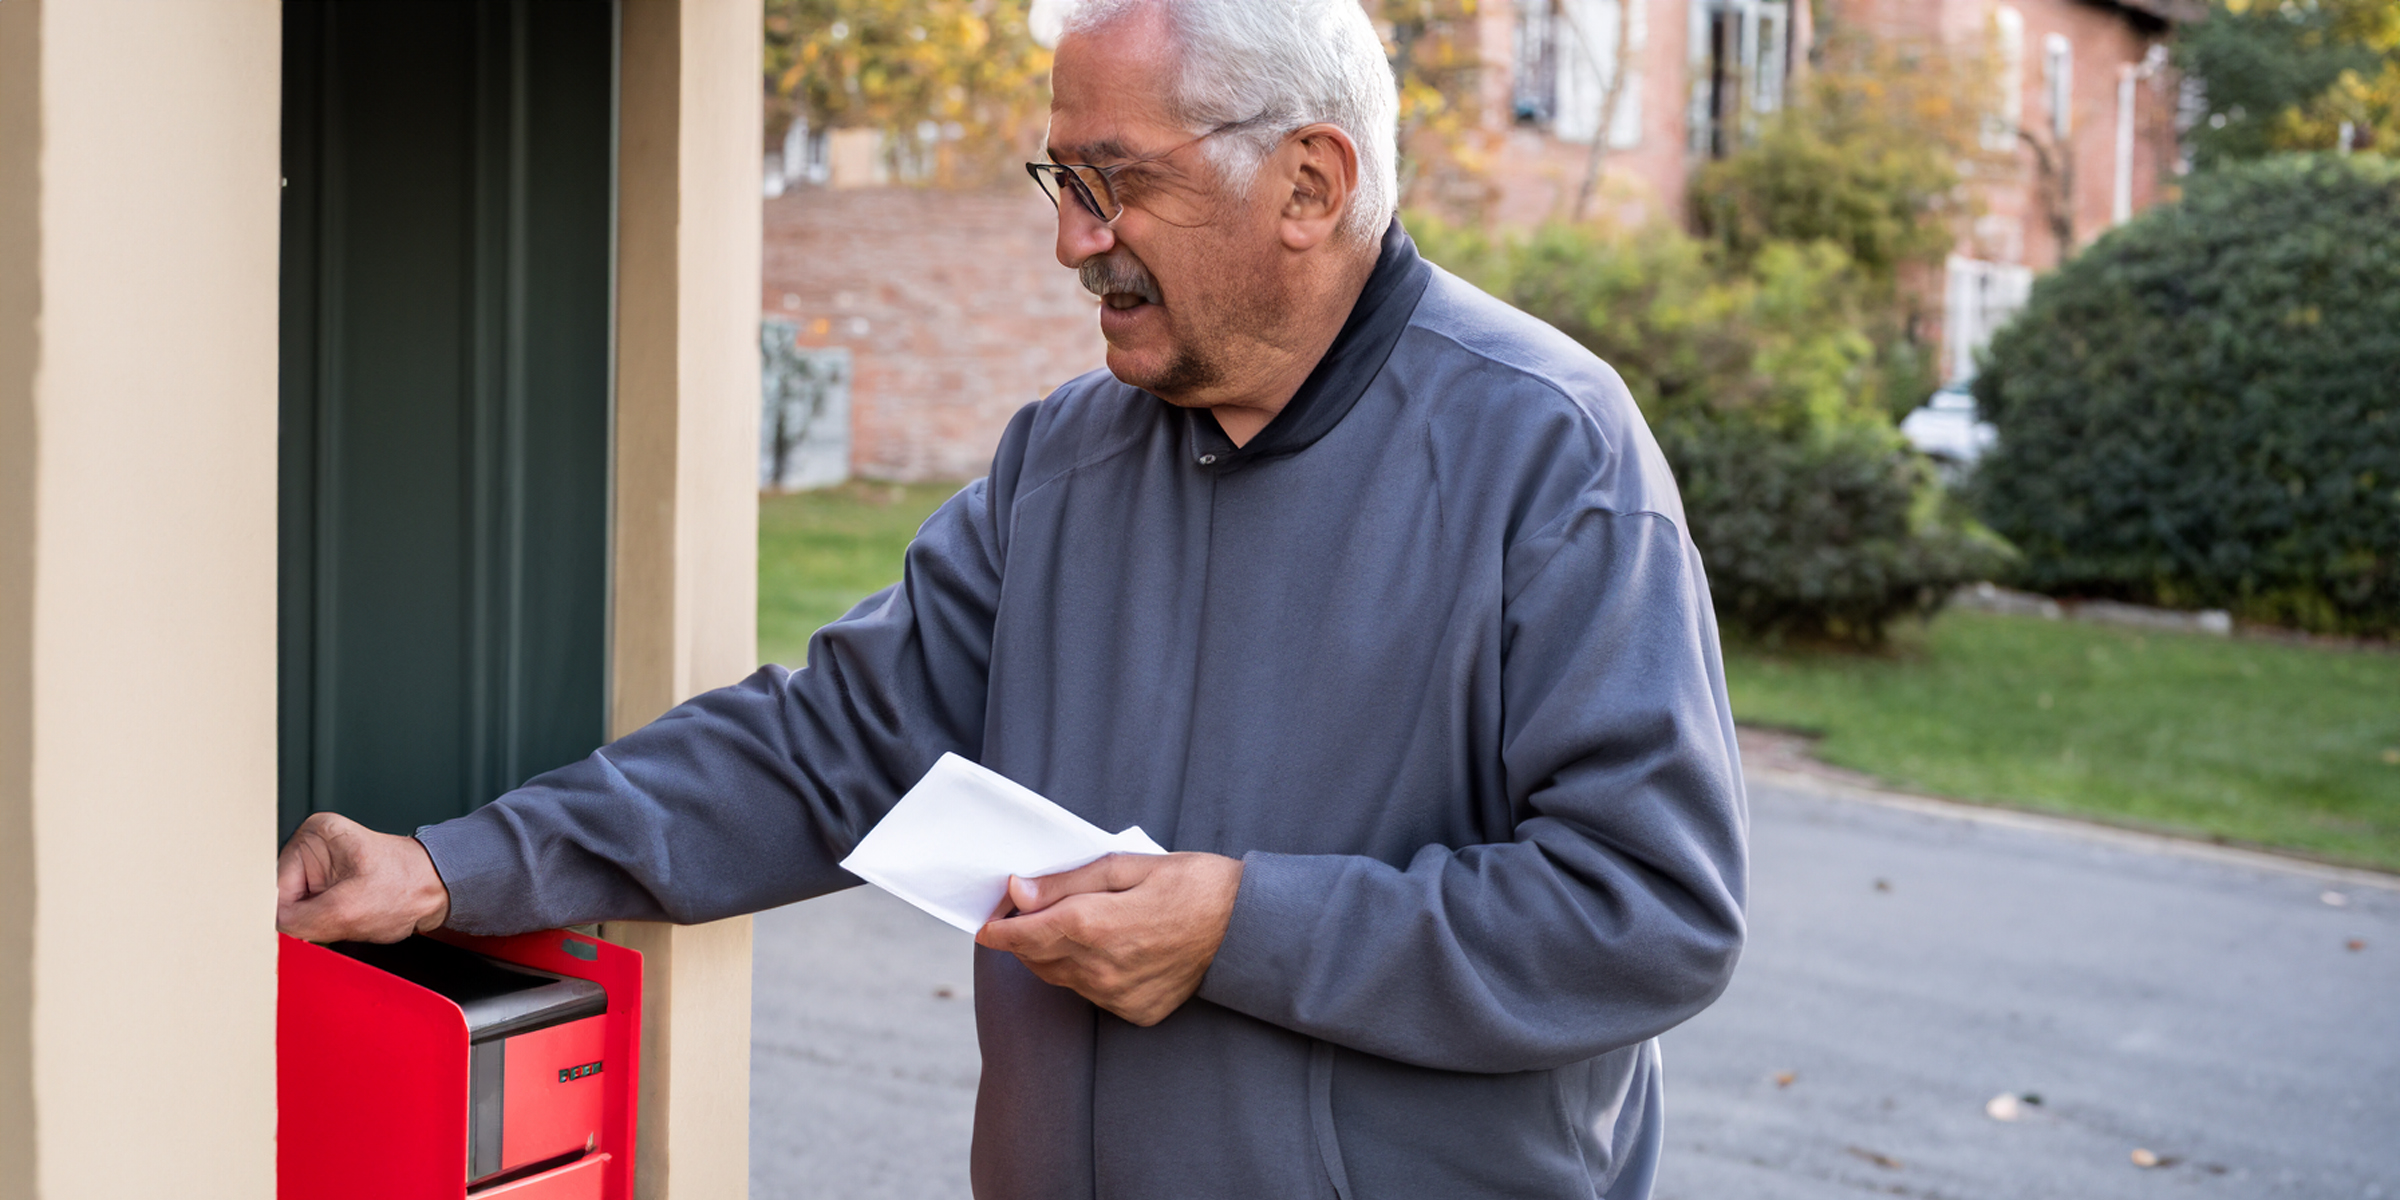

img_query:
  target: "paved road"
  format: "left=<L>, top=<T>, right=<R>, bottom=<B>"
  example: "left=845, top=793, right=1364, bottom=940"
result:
left=750, top=774, right=2400, bottom=1200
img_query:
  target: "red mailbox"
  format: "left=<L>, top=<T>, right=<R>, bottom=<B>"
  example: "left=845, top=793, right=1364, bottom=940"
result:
left=278, top=929, right=642, bottom=1200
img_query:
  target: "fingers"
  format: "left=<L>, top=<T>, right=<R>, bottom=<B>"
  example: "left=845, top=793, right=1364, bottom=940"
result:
left=272, top=814, right=451, bottom=943
left=978, top=853, right=1244, bottom=1026
left=275, top=837, right=311, bottom=907
left=279, top=813, right=352, bottom=894
left=1012, top=852, right=1159, bottom=914
left=976, top=900, right=1078, bottom=960
left=279, top=890, right=355, bottom=945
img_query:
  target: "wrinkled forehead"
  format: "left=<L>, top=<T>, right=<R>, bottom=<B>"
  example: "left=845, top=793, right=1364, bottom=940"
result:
left=1044, top=9, right=1188, bottom=163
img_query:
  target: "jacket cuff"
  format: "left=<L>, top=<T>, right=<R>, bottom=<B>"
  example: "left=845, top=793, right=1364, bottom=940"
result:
left=414, top=810, right=525, bottom=936
left=1195, top=850, right=1345, bottom=1019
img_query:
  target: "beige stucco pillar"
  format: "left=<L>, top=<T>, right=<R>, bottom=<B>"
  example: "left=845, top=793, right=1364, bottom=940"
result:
left=0, top=0, right=284, bottom=1196
left=605, top=2, right=767, bottom=1198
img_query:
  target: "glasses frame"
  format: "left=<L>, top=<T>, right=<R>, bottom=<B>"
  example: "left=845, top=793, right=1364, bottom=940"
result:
left=1026, top=117, right=1270, bottom=225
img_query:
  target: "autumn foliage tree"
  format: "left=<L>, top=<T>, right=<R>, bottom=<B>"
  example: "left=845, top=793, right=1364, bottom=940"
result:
left=2177, top=0, right=2400, bottom=166
left=761, top=0, right=1500, bottom=194
left=1376, top=0, right=1493, bottom=213
left=763, top=0, right=1053, bottom=186
left=1686, top=24, right=2001, bottom=414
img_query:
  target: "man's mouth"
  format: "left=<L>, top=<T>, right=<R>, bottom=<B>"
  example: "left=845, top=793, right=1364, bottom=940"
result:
left=1081, top=253, right=1164, bottom=313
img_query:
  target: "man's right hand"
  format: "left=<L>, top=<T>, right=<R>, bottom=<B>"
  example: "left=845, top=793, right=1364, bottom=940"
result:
left=276, top=812, right=452, bottom=943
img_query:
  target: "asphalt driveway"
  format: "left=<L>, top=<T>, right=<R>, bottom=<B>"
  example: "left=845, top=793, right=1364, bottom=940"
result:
left=749, top=771, right=2400, bottom=1200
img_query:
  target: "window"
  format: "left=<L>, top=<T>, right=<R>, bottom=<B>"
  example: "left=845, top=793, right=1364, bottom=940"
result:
left=2043, top=32, right=2073, bottom=141
left=1515, top=0, right=1645, bottom=148
left=1512, top=1, right=1559, bottom=125
left=2113, top=63, right=2137, bottom=225
left=1984, top=5, right=2025, bottom=151
left=1944, top=255, right=2034, bottom=382
left=1690, top=0, right=1790, bottom=159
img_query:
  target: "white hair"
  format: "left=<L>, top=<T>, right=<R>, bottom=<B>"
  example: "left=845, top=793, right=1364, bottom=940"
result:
left=1064, top=0, right=1399, bottom=243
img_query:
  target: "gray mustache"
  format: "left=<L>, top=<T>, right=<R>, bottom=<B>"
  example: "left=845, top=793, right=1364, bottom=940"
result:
left=1080, top=254, right=1165, bottom=306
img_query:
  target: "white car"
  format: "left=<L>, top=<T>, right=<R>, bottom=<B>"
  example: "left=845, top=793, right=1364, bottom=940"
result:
left=1901, top=381, right=1998, bottom=472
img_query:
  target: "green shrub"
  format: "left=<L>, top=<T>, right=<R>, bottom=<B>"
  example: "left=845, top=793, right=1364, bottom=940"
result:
left=1414, top=214, right=2013, bottom=643
left=1665, top=418, right=2015, bottom=644
left=1971, top=155, right=2400, bottom=636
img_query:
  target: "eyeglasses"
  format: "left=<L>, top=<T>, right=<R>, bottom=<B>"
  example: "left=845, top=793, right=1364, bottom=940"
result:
left=1026, top=118, right=1267, bottom=225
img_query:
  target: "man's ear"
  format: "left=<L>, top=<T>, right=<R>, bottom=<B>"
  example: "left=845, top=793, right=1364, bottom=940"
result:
left=1276, top=124, right=1359, bottom=251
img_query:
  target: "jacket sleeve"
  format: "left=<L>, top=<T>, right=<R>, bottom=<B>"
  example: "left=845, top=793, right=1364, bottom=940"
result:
left=415, top=471, right=1008, bottom=935
left=1194, top=504, right=1749, bottom=1075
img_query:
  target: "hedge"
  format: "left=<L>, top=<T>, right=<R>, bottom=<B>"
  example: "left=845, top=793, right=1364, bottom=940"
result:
left=1971, top=155, right=2400, bottom=635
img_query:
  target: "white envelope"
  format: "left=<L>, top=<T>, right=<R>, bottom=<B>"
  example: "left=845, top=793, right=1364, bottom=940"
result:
left=839, top=752, right=1168, bottom=934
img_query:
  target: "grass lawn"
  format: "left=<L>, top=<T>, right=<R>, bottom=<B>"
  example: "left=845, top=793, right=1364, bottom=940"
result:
left=1726, top=615, right=2400, bottom=872
left=758, top=481, right=964, bottom=667
left=757, top=486, right=2400, bottom=872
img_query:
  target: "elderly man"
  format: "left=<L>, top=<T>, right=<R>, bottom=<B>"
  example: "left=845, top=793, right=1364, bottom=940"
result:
left=277, top=0, right=1747, bottom=1196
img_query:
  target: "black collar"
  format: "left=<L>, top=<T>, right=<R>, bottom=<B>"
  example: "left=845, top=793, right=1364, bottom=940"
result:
left=1179, top=218, right=1433, bottom=474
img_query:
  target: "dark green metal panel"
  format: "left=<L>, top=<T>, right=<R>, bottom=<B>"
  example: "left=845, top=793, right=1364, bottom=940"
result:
left=280, top=1, right=616, bottom=840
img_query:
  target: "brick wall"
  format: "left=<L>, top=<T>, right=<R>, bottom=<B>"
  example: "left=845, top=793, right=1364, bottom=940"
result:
left=763, top=0, right=2184, bottom=482
left=1822, top=0, right=2181, bottom=271
left=762, top=186, right=1107, bottom=482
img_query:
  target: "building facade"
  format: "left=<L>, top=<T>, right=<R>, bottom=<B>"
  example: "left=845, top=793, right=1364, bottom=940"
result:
left=1479, top=0, right=2194, bottom=378
left=772, top=0, right=2199, bottom=484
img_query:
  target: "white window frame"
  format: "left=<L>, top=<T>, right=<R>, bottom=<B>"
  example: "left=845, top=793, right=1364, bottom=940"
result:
left=1687, top=0, right=1790, bottom=155
left=1985, top=6, right=2026, bottom=151
left=1945, top=255, right=2035, bottom=382
left=2113, top=63, right=2137, bottom=224
left=2044, top=31, right=2074, bottom=141
left=1551, top=0, right=1647, bottom=149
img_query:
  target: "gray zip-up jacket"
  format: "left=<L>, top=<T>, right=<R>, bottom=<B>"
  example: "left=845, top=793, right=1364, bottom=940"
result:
left=418, top=222, right=1748, bottom=1200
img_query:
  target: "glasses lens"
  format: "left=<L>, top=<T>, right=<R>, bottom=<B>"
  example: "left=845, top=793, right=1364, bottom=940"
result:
left=1066, top=165, right=1117, bottom=221
left=1030, top=163, right=1117, bottom=223
left=1031, top=164, right=1065, bottom=209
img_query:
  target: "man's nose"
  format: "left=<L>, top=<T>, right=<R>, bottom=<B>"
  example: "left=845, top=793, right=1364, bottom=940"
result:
left=1055, top=192, right=1114, bottom=269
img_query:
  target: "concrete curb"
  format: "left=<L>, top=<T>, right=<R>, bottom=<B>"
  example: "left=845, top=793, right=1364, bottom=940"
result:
left=1745, top=764, right=2400, bottom=894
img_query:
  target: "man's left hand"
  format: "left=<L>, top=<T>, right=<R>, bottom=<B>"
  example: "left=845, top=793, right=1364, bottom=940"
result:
left=975, top=852, right=1244, bottom=1026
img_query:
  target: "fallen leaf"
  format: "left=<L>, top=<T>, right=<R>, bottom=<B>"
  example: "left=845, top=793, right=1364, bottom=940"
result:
left=2130, top=1148, right=2159, bottom=1168
left=2348, top=939, right=2367, bottom=952
left=2321, top=891, right=2350, bottom=907
left=1985, top=1093, right=2021, bottom=1121
left=1846, top=1146, right=1904, bottom=1170
left=934, top=986, right=955, bottom=999
left=1773, top=1071, right=1797, bottom=1087
left=1873, top=878, right=1892, bottom=893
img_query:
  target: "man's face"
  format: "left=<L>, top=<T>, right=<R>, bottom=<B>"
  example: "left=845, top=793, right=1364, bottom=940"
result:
left=1046, top=11, right=1292, bottom=401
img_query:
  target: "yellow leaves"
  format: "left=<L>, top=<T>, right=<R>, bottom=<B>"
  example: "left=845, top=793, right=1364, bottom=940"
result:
left=2270, top=56, right=2400, bottom=151
left=2211, top=0, right=2400, bottom=156
left=766, top=0, right=1053, bottom=186
left=1377, top=0, right=1487, bottom=214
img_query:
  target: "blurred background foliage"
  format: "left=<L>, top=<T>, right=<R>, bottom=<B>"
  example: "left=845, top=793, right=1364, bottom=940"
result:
left=1689, top=25, right=1998, bottom=289
left=1972, top=154, right=2400, bottom=635
left=2177, top=0, right=2400, bottom=169
left=1379, top=0, right=1493, bottom=207
left=762, top=0, right=1054, bottom=186
left=757, top=0, right=1500, bottom=192
left=1413, top=21, right=2013, bottom=645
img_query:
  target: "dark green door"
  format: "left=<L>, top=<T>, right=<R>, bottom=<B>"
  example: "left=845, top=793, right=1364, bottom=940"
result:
left=279, top=1, right=616, bottom=839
